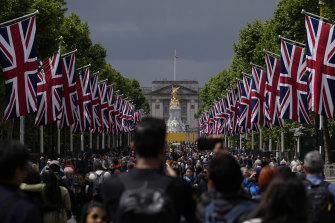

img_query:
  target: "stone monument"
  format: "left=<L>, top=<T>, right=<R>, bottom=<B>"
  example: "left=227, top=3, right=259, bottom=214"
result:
left=167, top=86, right=186, bottom=132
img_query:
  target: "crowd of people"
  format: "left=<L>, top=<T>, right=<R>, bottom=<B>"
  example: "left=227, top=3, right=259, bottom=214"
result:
left=0, top=117, right=335, bottom=223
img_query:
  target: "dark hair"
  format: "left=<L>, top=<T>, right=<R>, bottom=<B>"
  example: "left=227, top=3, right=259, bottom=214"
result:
left=134, top=117, right=166, bottom=158
left=208, top=153, right=242, bottom=193
left=0, top=140, right=29, bottom=180
left=252, top=175, right=308, bottom=223
left=42, top=171, right=62, bottom=212
left=80, top=202, right=106, bottom=223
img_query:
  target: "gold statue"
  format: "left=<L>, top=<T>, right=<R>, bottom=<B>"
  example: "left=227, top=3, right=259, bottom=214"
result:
left=170, top=86, right=180, bottom=106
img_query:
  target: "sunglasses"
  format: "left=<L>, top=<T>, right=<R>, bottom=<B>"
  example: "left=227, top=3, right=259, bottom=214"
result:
left=88, top=213, right=107, bottom=222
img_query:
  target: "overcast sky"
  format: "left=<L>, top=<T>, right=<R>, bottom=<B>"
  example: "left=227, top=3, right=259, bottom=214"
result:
left=65, top=0, right=279, bottom=87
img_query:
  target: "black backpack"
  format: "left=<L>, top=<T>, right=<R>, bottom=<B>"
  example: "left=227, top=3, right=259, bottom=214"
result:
left=92, top=171, right=106, bottom=198
left=303, top=179, right=335, bottom=223
left=205, top=200, right=254, bottom=223
left=117, top=174, right=175, bottom=223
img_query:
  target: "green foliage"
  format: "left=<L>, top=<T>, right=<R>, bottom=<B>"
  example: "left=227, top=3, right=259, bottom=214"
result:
left=0, top=0, right=149, bottom=154
left=199, top=0, right=335, bottom=156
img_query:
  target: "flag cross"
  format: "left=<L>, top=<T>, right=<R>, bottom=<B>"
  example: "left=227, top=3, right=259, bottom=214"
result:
left=306, top=17, right=335, bottom=117
left=250, top=67, right=267, bottom=128
left=36, top=52, right=63, bottom=125
left=280, top=44, right=310, bottom=123
left=1, top=18, right=37, bottom=120
left=58, top=54, right=77, bottom=128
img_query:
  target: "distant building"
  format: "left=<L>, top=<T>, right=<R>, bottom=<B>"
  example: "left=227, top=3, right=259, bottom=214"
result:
left=142, top=80, right=201, bottom=133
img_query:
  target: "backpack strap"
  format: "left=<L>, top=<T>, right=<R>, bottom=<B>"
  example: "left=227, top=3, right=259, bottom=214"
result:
left=223, top=200, right=254, bottom=223
left=118, top=173, right=173, bottom=192
left=0, top=194, right=21, bottom=221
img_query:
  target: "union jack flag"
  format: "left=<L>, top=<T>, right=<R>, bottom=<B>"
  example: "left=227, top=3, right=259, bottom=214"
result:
left=35, top=46, right=63, bottom=126
left=305, top=15, right=335, bottom=118
left=265, top=53, right=284, bottom=127
left=73, top=68, right=91, bottom=133
left=250, top=66, right=269, bottom=130
left=113, top=93, right=123, bottom=134
left=280, top=40, right=311, bottom=124
left=90, top=75, right=101, bottom=133
left=238, top=76, right=252, bottom=133
left=98, top=81, right=109, bottom=133
left=121, top=100, right=129, bottom=133
left=201, top=111, right=214, bottom=135
left=57, top=53, right=77, bottom=128
left=0, top=16, right=38, bottom=120
left=213, top=100, right=226, bottom=135
left=127, top=103, right=136, bottom=132
left=229, top=87, right=241, bottom=135
left=107, top=85, right=115, bottom=135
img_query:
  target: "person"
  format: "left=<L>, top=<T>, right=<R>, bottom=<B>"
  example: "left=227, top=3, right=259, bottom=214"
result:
left=20, top=170, right=71, bottom=223
left=253, top=165, right=278, bottom=200
left=102, top=117, right=198, bottom=223
left=197, top=166, right=209, bottom=198
left=0, top=140, right=42, bottom=223
left=89, top=162, right=111, bottom=201
left=303, top=150, right=335, bottom=223
left=73, top=171, right=93, bottom=222
left=289, top=156, right=301, bottom=173
left=80, top=202, right=108, bottom=223
left=197, top=153, right=256, bottom=223
left=243, top=175, right=308, bottom=223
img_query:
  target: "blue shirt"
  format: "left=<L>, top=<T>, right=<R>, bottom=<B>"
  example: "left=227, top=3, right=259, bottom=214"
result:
left=306, top=174, right=335, bottom=198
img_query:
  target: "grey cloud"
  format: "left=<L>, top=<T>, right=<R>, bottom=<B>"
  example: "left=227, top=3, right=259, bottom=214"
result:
left=65, top=0, right=279, bottom=86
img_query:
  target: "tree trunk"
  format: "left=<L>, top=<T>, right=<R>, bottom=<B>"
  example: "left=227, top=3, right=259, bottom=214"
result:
left=323, top=117, right=332, bottom=164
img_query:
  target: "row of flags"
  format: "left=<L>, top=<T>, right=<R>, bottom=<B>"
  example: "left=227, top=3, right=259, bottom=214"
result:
left=0, top=15, right=144, bottom=135
left=200, top=14, right=335, bottom=136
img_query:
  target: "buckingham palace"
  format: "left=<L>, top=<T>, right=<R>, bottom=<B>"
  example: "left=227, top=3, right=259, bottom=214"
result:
left=141, top=80, right=201, bottom=133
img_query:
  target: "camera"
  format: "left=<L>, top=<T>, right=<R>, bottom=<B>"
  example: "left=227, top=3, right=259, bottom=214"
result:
left=197, top=137, right=223, bottom=151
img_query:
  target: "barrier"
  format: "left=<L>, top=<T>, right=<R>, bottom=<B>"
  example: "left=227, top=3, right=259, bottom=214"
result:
left=324, top=164, right=335, bottom=179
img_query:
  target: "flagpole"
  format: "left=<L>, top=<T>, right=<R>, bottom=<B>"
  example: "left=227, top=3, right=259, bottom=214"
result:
left=97, top=135, right=100, bottom=150
left=107, top=134, right=110, bottom=149
left=102, top=133, right=105, bottom=150
left=81, top=133, right=84, bottom=151
left=278, top=35, right=305, bottom=48
left=319, top=0, right=325, bottom=155
left=20, top=116, right=24, bottom=144
left=76, top=64, right=91, bottom=72
left=57, top=129, right=61, bottom=155
left=40, top=126, right=44, bottom=153
left=0, top=10, right=39, bottom=27
left=174, top=49, right=177, bottom=81
left=61, top=49, right=77, bottom=58
left=70, top=128, right=73, bottom=152
left=89, top=133, right=92, bottom=149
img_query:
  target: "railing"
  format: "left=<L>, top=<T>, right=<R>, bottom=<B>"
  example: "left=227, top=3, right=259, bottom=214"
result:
left=324, top=164, right=335, bottom=179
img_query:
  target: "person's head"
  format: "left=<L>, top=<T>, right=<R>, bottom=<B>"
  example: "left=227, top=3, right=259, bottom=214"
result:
left=304, top=150, right=323, bottom=174
left=185, top=167, right=194, bottom=178
left=64, top=167, right=74, bottom=178
left=202, top=166, right=209, bottom=180
left=77, top=172, right=86, bottom=186
left=81, top=202, right=107, bottom=223
left=208, top=153, right=242, bottom=193
left=258, top=165, right=278, bottom=192
left=253, top=175, right=308, bottom=222
left=42, top=171, right=62, bottom=211
left=0, top=140, right=30, bottom=185
left=133, top=117, right=166, bottom=158
left=241, top=167, right=250, bottom=179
